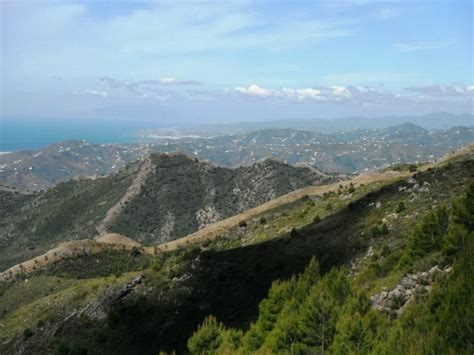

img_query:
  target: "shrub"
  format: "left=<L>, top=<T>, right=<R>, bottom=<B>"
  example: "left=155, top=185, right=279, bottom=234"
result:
left=239, top=221, right=247, bottom=228
left=130, top=247, right=141, bottom=257
left=259, top=216, right=267, bottom=225
left=397, top=201, right=406, bottom=213
left=372, top=223, right=389, bottom=237
left=152, top=255, right=165, bottom=271
left=23, top=328, right=33, bottom=340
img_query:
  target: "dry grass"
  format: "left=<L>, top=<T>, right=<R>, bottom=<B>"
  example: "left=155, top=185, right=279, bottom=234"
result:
left=4, top=143, right=472, bottom=280
left=154, top=143, right=474, bottom=252
left=154, top=170, right=410, bottom=252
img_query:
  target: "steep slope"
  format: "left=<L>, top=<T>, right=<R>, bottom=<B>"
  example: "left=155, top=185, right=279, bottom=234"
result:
left=0, top=163, right=137, bottom=271
left=0, top=148, right=472, bottom=354
left=106, top=153, right=335, bottom=244
left=0, top=153, right=331, bottom=271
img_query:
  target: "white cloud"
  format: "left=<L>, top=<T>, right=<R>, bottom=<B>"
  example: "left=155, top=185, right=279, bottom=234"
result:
left=232, top=84, right=387, bottom=103
left=226, top=83, right=474, bottom=112
left=405, top=84, right=474, bottom=97
left=235, top=84, right=271, bottom=97
left=157, top=78, right=202, bottom=86
left=83, top=90, right=109, bottom=98
left=89, top=77, right=201, bottom=100
left=393, top=40, right=455, bottom=52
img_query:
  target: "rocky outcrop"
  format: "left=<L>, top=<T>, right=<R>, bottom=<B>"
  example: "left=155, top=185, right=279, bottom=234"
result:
left=49, top=275, right=145, bottom=342
left=371, top=265, right=452, bottom=317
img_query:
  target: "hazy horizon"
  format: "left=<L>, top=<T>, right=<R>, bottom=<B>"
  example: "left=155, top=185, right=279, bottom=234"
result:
left=2, top=0, right=473, bottom=123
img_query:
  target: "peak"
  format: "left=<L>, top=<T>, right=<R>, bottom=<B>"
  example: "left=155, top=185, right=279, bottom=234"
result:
left=146, top=151, right=219, bottom=169
left=388, top=122, right=426, bottom=133
left=254, top=157, right=288, bottom=166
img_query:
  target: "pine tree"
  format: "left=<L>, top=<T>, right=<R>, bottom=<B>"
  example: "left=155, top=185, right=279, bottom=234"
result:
left=188, top=316, right=224, bottom=355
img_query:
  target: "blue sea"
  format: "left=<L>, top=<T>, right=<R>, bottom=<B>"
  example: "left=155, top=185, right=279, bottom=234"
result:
left=0, top=117, right=169, bottom=152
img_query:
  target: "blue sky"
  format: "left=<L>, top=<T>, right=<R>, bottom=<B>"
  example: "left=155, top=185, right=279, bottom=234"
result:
left=1, top=0, right=473, bottom=123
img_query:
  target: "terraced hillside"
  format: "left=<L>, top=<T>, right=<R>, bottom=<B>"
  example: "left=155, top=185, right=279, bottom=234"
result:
left=0, top=147, right=472, bottom=354
left=0, top=153, right=333, bottom=271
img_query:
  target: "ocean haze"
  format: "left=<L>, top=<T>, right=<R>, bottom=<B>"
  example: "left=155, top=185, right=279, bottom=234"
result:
left=0, top=117, right=167, bottom=151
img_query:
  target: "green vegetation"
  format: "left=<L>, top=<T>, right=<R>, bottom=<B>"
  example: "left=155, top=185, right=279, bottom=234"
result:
left=0, top=153, right=330, bottom=271
left=111, top=153, right=332, bottom=245
left=188, top=183, right=474, bottom=354
left=0, top=170, right=134, bottom=270
left=0, top=154, right=472, bottom=354
left=37, top=250, right=153, bottom=279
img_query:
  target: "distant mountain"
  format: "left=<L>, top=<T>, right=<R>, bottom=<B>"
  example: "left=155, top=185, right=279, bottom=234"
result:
left=0, top=153, right=333, bottom=270
left=131, top=124, right=474, bottom=173
left=140, top=112, right=474, bottom=136
left=1, top=123, right=473, bottom=190
left=0, top=141, right=145, bottom=191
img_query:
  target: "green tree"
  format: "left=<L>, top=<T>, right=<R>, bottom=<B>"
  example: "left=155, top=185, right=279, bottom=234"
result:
left=452, top=182, right=474, bottom=231
left=188, top=316, right=224, bottom=355
left=241, top=278, right=297, bottom=352
left=410, top=206, right=449, bottom=255
left=299, top=287, right=337, bottom=353
left=331, top=293, right=385, bottom=354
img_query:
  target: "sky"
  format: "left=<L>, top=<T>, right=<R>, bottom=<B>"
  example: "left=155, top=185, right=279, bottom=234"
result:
left=1, top=0, right=473, bottom=124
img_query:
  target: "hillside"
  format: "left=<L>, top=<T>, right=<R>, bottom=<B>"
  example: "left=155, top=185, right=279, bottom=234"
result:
left=0, top=141, right=145, bottom=191
left=0, top=146, right=472, bottom=354
left=107, top=153, right=334, bottom=245
left=0, top=153, right=332, bottom=271
left=1, top=124, right=472, bottom=190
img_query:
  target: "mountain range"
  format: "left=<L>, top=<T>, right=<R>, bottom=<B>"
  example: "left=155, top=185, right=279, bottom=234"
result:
left=1, top=123, right=473, bottom=191
left=0, top=153, right=333, bottom=271
left=0, top=143, right=472, bottom=354
left=139, top=112, right=474, bottom=137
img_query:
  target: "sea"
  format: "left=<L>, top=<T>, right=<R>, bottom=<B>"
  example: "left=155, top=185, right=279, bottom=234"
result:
left=0, top=117, right=168, bottom=152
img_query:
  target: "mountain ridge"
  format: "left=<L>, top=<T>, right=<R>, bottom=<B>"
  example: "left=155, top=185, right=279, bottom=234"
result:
left=1, top=142, right=472, bottom=354
left=2, top=123, right=473, bottom=190
left=0, top=151, right=334, bottom=271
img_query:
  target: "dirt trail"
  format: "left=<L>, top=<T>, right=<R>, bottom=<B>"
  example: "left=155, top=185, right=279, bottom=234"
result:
left=418, top=143, right=474, bottom=171
left=154, top=170, right=411, bottom=252
left=156, top=144, right=473, bottom=252
left=0, top=234, right=151, bottom=282
left=96, top=156, right=154, bottom=236
left=3, top=144, right=471, bottom=280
